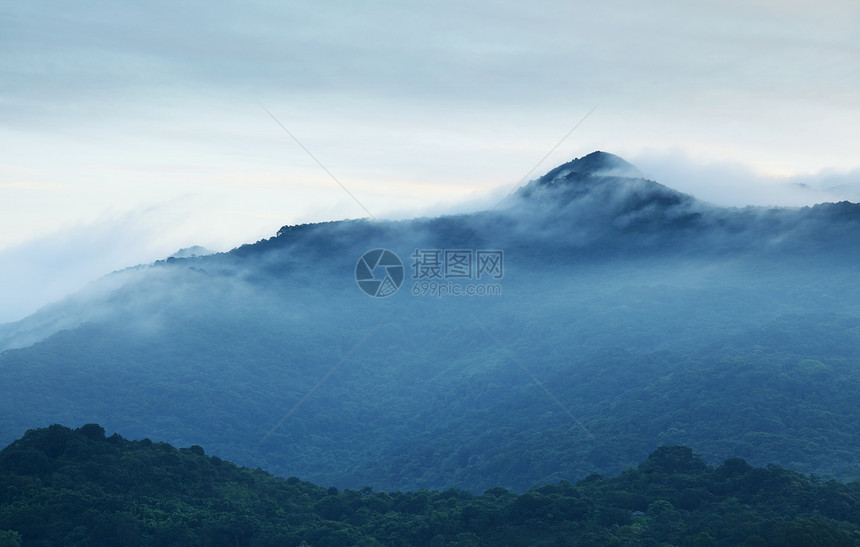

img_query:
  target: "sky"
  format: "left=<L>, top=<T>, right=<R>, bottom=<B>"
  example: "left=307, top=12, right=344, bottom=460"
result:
left=1, top=0, right=859, bottom=322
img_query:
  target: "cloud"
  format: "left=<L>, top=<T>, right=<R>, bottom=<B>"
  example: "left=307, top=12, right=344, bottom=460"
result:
left=1, top=0, right=859, bottom=324
left=0, top=219, right=138, bottom=323
left=0, top=205, right=231, bottom=324
left=630, top=150, right=860, bottom=207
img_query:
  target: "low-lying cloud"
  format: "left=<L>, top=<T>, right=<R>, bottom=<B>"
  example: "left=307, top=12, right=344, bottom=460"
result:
left=631, top=150, right=860, bottom=207
left=0, top=207, right=219, bottom=324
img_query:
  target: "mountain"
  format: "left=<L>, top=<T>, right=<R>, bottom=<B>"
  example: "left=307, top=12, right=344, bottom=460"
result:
left=169, top=246, right=215, bottom=259
left=519, top=150, right=677, bottom=204
left=2, top=425, right=858, bottom=546
left=1, top=152, right=859, bottom=493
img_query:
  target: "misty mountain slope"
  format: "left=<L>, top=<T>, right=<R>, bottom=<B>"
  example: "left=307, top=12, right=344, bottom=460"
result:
left=518, top=151, right=695, bottom=217
left=1, top=151, right=860, bottom=492
left=1, top=152, right=858, bottom=351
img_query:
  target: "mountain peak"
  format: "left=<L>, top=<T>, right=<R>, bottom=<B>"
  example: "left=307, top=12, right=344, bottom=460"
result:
left=517, top=151, right=681, bottom=201
left=169, top=246, right=215, bottom=259
left=512, top=152, right=698, bottom=229
left=539, top=151, right=645, bottom=183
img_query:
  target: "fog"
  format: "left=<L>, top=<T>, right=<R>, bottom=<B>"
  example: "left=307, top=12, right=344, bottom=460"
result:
left=2, top=159, right=860, bottom=492
left=632, top=150, right=860, bottom=207
left=3, top=1, right=859, bottom=329
left=0, top=204, right=244, bottom=324
left=3, top=150, right=860, bottom=325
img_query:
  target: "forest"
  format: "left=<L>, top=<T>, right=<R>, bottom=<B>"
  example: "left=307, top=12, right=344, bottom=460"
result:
left=2, top=154, right=860, bottom=545
left=2, top=154, right=860, bottom=495
left=1, top=425, right=858, bottom=546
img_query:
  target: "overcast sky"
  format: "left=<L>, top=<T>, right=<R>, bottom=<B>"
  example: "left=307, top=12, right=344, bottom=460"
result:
left=1, top=0, right=859, bottom=321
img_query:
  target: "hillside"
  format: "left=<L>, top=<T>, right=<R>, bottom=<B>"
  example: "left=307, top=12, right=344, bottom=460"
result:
left=0, top=152, right=859, bottom=492
left=0, top=425, right=858, bottom=546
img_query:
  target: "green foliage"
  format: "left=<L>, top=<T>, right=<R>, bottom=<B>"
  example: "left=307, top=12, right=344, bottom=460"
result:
left=1, top=426, right=859, bottom=545
left=3, top=199, right=860, bottom=495
left=2, top=285, right=860, bottom=494
left=0, top=530, right=22, bottom=547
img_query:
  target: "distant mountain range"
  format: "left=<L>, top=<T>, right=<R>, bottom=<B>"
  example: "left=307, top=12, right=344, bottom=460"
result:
left=1, top=152, right=859, bottom=492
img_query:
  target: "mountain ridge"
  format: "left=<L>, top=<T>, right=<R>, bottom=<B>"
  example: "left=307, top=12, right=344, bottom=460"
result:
left=1, top=153, right=860, bottom=493
left=531, top=150, right=646, bottom=183
left=2, top=424, right=858, bottom=546
left=3, top=150, right=860, bottom=356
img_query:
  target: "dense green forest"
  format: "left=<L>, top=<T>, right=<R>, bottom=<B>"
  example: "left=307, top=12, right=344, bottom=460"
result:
left=1, top=425, right=858, bottom=546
